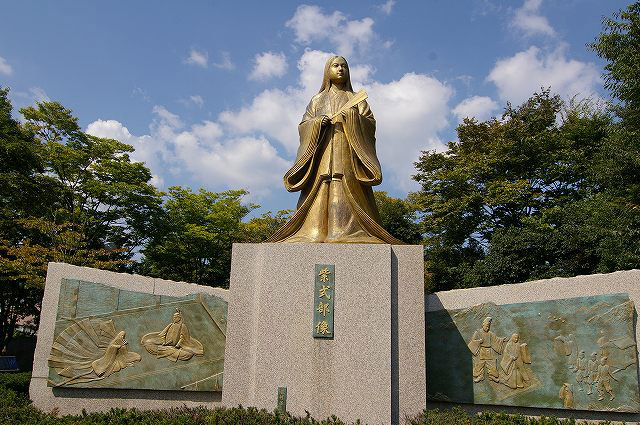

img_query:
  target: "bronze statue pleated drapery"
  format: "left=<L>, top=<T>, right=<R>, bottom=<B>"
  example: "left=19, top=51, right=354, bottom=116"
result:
left=267, top=56, right=402, bottom=244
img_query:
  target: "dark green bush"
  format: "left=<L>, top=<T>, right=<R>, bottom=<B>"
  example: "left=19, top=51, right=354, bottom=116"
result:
left=0, top=374, right=621, bottom=424
left=0, top=371, right=31, bottom=395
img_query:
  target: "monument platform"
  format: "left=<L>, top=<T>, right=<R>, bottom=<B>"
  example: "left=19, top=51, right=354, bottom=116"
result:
left=222, top=243, right=426, bottom=425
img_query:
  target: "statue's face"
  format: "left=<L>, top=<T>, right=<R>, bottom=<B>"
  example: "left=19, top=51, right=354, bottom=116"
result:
left=482, top=320, right=490, bottom=331
left=512, top=334, right=519, bottom=342
left=328, top=57, right=348, bottom=84
left=172, top=313, right=181, bottom=323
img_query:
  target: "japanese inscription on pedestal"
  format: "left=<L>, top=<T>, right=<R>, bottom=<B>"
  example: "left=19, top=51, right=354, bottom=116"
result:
left=313, top=264, right=335, bottom=338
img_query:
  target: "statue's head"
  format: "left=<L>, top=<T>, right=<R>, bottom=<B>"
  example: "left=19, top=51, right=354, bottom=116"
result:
left=319, top=56, right=354, bottom=93
left=172, top=309, right=183, bottom=323
left=482, top=316, right=492, bottom=331
left=511, top=333, right=519, bottom=342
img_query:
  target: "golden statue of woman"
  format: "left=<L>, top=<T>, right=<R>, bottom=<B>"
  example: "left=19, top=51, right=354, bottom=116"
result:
left=268, top=56, right=402, bottom=244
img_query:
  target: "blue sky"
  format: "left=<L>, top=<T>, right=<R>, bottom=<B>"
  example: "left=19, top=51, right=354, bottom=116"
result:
left=0, top=0, right=628, bottom=215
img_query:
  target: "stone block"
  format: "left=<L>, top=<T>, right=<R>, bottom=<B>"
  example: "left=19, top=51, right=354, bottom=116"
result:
left=222, top=243, right=425, bottom=425
left=30, top=262, right=227, bottom=415
left=426, top=269, right=640, bottom=424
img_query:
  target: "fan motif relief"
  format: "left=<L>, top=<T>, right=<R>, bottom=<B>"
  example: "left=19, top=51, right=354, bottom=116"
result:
left=48, top=318, right=141, bottom=386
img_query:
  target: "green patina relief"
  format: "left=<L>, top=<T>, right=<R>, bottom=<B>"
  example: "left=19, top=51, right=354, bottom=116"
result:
left=313, top=264, right=335, bottom=338
left=277, top=386, right=287, bottom=412
left=48, top=279, right=226, bottom=391
left=426, top=293, right=639, bottom=412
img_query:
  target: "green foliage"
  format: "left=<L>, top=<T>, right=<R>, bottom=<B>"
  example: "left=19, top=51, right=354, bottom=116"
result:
left=374, top=191, right=422, bottom=245
left=0, top=376, right=616, bottom=425
left=412, top=90, right=640, bottom=292
left=0, top=371, right=31, bottom=395
left=589, top=1, right=640, bottom=132
left=140, top=187, right=257, bottom=287
left=0, top=89, right=163, bottom=352
left=242, top=210, right=293, bottom=243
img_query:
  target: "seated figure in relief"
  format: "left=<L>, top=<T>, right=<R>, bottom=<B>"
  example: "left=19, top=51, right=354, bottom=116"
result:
left=267, top=56, right=402, bottom=244
left=141, top=310, right=204, bottom=362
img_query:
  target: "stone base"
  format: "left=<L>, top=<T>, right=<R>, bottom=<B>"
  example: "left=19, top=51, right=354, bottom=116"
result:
left=30, top=262, right=228, bottom=415
left=222, top=243, right=425, bottom=425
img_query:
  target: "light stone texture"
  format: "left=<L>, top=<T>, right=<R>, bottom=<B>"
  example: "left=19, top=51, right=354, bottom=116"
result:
left=30, top=262, right=228, bottom=415
left=222, top=243, right=425, bottom=425
left=426, top=269, right=640, bottom=424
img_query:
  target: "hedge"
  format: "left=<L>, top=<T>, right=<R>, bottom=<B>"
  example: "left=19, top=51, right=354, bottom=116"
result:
left=0, top=373, right=618, bottom=424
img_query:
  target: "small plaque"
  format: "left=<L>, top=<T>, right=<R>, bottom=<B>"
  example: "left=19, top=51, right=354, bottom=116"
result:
left=313, top=264, right=335, bottom=339
left=277, top=386, right=287, bottom=412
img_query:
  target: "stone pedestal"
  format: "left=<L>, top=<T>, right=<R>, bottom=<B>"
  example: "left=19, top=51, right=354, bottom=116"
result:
left=222, top=243, right=425, bottom=425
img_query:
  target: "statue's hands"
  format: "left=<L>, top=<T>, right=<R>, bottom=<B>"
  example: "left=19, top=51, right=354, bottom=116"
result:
left=340, top=106, right=359, bottom=121
left=320, top=115, right=331, bottom=127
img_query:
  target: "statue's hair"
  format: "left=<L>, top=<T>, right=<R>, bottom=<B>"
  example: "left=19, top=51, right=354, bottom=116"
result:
left=318, top=55, right=354, bottom=93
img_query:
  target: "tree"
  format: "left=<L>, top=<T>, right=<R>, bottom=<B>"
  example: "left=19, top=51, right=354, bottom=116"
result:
left=0, top=87, right=50, bottom=352
left=374, top=191, right=422, bottom=245
left=20, top=101, right=162, bottom=257
left=0, top=92, right=162, bottom=352
left=140, top=187, right=257, bottom=287
left=590, top=2, right=640, bottom=133
left=412, top=90, right=640, bottom=293
left=241, top=210, right=292, bottom=243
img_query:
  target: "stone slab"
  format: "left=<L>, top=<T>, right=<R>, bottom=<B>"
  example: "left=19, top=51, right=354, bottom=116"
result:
left=222, top=243, right=425, bottom=425
left=426, top=294, right=638, bottom=412
left=30, top=262, right=228, bottom=415
left=426, top=270, right=640, bottom=424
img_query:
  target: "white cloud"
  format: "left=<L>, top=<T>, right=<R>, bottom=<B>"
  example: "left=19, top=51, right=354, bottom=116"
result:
left=365, top=73, right=453, bottom=190
left=487, top=46, right=601, bottom=105
left=249, top=51, right=288, bottom=81
left=511, top=0, right=556, bottom=37
left=86, top=107, right=289, bottom=197
left=89, top=45, right=453, bottom=197
left=179, top=95, right=204, bottom=108
left=213, top=51, right=235, bottom=70
left=285, top=5, right=376, bottom=57
left=453, top=96, right=499, bottom=123
left=378, top=0, right=396, bottom=15
left=29, top=87, right=49, bottom=102
left=186, top=49, right=208, bottom=68
left=0, top=56, right=12, bottom=76
left=152, top=105, right=183, bottom=128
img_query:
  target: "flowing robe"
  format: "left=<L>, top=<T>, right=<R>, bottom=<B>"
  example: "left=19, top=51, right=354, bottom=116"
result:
left=268, top=86, right=402, bottom=244
left=468, top=329, right=506, bottom=382
left=559, top=384, right=574, bottom=408
left=141, top=319, right=204, bottom=362
left=499, top=340, right=531, bottom=389
left=91, top=331, right=141, bottom=377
